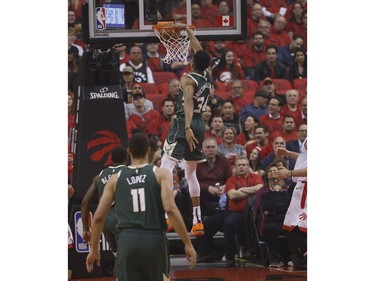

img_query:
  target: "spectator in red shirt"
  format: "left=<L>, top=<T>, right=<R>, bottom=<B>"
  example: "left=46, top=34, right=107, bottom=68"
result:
left=285, top=2, right=305, bottom=39
left=280, top=89, right=301, bottom=122
left=197, top=156, right=263, bottom=265
left=149, top=98, right=176, bottom=143
left=145, top=42, right=171, bottom=72
left=200, top=0, right=220, bottom=23
left=260, top=0, right=287, bottom=22
left=268, top=15, right=291, bottom=47
left=188, top=2, right=214, bottom=28
left=259, top=96, right=284, bottom=135
left=300, top=11, right=307, bottom=51
left=205, top=114, right=225, bottom=145
left=228, top=80, right=253, bottom=113
left=212, top=50, right=245, bottom=83
left=270, top=115, right=299, bottom=142
left=223, top=156, right=264, bottom=267
left=247, top=3, right=265, bottom=37
left=243, top=31, right=267, bottom=80
left=258, top=20, right=272, bottom=47
left=218, top=0, right=232, bottom=17
left=245, top=125, right=273, bottom=160
left=127, top=90, right=161, bottom=136
left=294, top=96, right=307, bottom=127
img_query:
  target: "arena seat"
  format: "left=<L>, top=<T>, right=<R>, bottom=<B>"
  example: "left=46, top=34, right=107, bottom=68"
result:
left=139, top=83, right=159, bottom=95
left=147, top=93, right=169, bottom=112
left=158, top=82, right=170, bottom=95
left=292, top=78, right=307, bottom=91
left=152, top=71, right=178, bottom=84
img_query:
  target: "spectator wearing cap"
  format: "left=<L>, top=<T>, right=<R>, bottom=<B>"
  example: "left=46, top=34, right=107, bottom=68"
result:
left=239, top=88, right=269, bottom=122
left=124, top=83, right=155, bottom=120
left=262, top=77, right=287, bottom=106
left=125, top=46, right=155, bottom=83
left=121, top=66, right=136, bottom=103
left=254, top=45, right=287, bottom=82
left=127, top=85, right=161, bottom=136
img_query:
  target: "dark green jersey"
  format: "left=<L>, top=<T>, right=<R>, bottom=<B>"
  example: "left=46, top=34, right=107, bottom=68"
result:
left=115, top=164, right=167, bottom=231
left=175, top=70, right=212, bottom=117
left=96, top=165, right=126, bottom=199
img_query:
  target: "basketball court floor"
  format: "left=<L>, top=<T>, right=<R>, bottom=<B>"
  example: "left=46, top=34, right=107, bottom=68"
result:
left=71, top=255, right=307, bottom=281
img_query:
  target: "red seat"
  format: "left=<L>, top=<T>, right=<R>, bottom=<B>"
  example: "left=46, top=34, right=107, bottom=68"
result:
left=147, top=93, right=169, bottom=112
left=215, top=81, right=229, bottom=92
left=139, top=83, right=159, bottom=95
left=292, top=78, right=307, bottom=91
left=215, top=90, right=231, bottom=100
left=152, top=71, right=178, bottom=84
left=158, top=82, right=170, bottom=95
left=259, top=79, right=292, bottom=92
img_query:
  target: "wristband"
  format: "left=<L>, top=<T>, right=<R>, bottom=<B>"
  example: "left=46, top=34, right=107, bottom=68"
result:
left=185, top=127, right=190, bottom=130
left=290, top=170, right=293, bottom=177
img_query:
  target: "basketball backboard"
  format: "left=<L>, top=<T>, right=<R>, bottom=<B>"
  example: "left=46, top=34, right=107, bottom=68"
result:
left=82, top=0, right=247, bottom=45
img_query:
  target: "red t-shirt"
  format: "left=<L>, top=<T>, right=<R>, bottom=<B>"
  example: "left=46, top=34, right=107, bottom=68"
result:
left=148, top=115, right=173, bottom=143
left=128, top=109, right=161, bottom=135
left=259, top=114, right=284, bottom=135
left=225, top=173, right=264, bottom=212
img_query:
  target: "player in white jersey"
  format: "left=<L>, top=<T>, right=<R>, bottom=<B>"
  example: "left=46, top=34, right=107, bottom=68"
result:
left=272, top=138, right=307, bottom=269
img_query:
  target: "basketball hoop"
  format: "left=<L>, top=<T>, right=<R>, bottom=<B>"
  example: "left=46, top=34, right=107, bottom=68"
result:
left=152, top=22, right=195, bottom=64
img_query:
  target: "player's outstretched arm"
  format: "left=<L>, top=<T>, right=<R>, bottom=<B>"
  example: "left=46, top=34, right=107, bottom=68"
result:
left=174, top=23, right=202, bottom=53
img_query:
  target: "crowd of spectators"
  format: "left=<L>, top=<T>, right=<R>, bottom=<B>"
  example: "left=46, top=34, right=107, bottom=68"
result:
left=68, top=0, right=308, bottom=269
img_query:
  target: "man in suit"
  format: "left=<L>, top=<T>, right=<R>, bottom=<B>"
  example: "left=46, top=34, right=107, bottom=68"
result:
left=286, top=123, right=307, bottom=153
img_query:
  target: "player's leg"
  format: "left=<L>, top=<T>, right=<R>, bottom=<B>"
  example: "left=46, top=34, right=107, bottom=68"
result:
left=185, top=160, right=204, bottom=236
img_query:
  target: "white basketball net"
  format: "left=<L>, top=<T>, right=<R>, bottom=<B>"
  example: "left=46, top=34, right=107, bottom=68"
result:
left=153, top=27, right=195, bottom=64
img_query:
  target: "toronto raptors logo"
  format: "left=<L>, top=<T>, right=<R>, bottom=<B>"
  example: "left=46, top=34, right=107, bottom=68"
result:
left=87, top=130, right=122, bottom=166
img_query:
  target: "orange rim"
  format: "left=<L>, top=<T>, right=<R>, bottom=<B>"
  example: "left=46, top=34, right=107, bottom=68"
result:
left=152, top=24, right=195, bottom=31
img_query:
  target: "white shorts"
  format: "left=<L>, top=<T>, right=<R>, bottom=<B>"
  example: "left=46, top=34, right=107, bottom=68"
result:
left=283, top=181, right=307, bottom=233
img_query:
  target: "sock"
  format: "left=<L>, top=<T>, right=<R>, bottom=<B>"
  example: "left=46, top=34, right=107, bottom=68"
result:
left=192, top=206, right=202, bottom=224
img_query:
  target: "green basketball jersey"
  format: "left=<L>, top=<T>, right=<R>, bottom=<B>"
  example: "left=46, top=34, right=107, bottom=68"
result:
left=175, top=70, right=212, bottom=117
left=96, top=164, right=126, bottom=199
left=115, top=164, right=167, bottom=231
